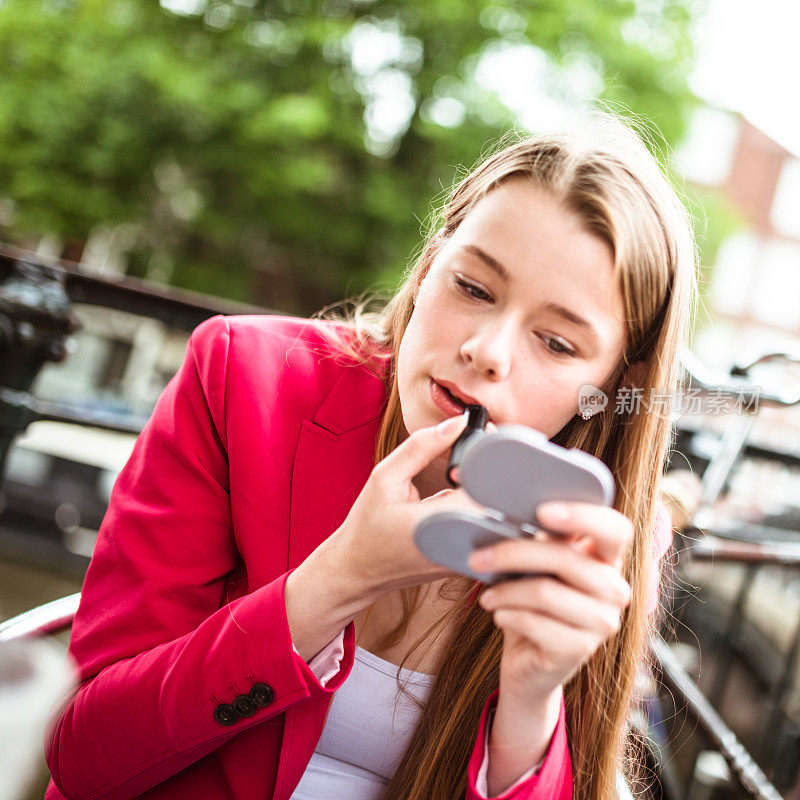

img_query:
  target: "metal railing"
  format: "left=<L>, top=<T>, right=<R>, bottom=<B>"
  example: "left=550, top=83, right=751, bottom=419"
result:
left=0, top=243, right=273, bottom=466
left=659, top=347, right=800, bottom=798
left=0, top=593, right=80, bottom=642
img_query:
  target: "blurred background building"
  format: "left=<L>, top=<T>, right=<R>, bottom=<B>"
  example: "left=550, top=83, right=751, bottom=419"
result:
left=679, top=107, right=800, bottom=361
left=674, top=106, right=800, bottom=524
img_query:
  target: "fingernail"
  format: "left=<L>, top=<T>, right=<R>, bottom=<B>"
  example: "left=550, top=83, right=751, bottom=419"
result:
left=469, top=548, right=494, bottom=570
left=538, top=502, right=570, bottom=523
left=436, top=413, right=468, bottom=435
left=480, top=589, right=495, bottom=607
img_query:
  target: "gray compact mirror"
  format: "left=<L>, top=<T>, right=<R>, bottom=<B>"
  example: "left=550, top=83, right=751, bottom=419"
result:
left=460, top=425, right=614, bottom=526
left=414, top=423, right=615, bottom=582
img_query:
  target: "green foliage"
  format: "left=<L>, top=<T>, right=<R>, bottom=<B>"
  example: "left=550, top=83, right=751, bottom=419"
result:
left=0, top=0, right=701, bottom=313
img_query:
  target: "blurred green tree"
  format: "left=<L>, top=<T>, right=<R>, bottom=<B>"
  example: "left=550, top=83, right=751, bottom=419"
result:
left=0, top=0, right=700, bottom=314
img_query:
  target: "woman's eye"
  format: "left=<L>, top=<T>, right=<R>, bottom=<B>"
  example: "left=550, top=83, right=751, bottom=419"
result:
left=454, top=276, right=491, bottom=302
left=453, top=275, right=576, bottom=357
left=541, top=335, right=576, bottom=357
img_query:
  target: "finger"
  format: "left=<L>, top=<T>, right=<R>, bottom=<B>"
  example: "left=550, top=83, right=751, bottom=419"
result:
left=377, top=412, right=468, bottom=482
left=480, top=577, right=626, bottom=637
left=469, top=540, right=630, bottom=605
left=535, top=502, right=633, bottom=567
left=492, top=608, right=600, bottom=661
left=421, top=485, right=486, bottom=515
left=447, top=419, right=496, bottom=483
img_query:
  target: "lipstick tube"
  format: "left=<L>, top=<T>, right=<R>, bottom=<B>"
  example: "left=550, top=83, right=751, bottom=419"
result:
left=446, top=404, right=489, bottom=487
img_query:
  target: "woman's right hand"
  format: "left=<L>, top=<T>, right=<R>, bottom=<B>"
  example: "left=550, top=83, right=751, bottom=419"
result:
left=330, top=413, right=492, bottom=599
left=285, top=412, right=493, bottom=659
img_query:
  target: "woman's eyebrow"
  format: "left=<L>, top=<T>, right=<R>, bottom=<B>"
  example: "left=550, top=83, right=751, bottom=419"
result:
left=460, top=244, right=510, bottom=282
left=459, top=243, right=601, bottom=342
left=542, top=301, right=598, bottom=336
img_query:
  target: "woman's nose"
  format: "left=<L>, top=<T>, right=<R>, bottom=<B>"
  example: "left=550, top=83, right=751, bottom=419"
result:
left=459, top=319, right=514, bottom=379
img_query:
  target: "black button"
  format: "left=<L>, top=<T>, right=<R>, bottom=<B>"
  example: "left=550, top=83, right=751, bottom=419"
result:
left=233, top=694, right=257, bottom=718
left=249, top=683, right=274, bottom=707
left=213, top=703, right=238, bottom=726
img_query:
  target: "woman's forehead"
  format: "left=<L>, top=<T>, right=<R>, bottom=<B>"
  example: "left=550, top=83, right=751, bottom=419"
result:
left=442, top=182, right=628, bottom=344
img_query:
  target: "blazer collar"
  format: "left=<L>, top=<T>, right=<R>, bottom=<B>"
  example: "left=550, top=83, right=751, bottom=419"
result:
left=311, top=354, right=391, bottom=434
left=289, top=354, right=391, bottom=569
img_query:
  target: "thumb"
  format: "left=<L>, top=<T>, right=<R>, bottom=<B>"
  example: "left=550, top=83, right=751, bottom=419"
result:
left=422, top=485, right=485, bottom=515
left=381, top=413, right=468, bottom=483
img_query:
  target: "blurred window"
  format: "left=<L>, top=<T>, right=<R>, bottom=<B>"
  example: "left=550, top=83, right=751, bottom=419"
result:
left=771, top=158, right=800, bottom=238
left=98, top=338, right=133, bottom=393
left=751, top=240, right=800, bottom=328
left=3, top=447, right=51, bottom=487
left=712, top=231, right=758, bottom=315
left=712, top=232, right=800, bottom=328
left=676, top=107, right=739, bottom=186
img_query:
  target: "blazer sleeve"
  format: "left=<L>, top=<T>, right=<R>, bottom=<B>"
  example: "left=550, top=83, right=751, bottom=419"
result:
left=45, top=315, right=354, bottom=800
left=465, top=691, right=572, bottom=800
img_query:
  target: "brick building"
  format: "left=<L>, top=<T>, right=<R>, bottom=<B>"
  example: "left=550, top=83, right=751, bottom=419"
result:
left=677, top=107, right=800, bottom=359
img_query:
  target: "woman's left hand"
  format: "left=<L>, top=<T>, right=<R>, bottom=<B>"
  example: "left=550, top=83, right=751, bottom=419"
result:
left=468, top=501, right=633, bottom=704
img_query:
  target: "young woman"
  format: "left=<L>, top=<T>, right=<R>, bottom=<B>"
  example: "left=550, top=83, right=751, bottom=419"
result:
left=44, top=115, right=695, bottom=800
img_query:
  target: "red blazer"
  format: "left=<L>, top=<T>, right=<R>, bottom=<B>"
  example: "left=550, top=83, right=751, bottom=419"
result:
left=44, top=314, right=572, bottom=800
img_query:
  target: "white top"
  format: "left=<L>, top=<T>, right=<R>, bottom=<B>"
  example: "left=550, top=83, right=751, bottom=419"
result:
left=289, top=645, right=435, bottom=800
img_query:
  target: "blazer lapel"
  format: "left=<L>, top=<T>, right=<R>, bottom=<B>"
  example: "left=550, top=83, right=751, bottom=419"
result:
left=274, top=358, right=388, bottom=800
left=287, top=359, right=389, bottom=570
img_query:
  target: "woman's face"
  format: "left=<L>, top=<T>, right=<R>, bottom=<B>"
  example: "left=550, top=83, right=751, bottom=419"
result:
left=397, top=178, right=628, bottom=445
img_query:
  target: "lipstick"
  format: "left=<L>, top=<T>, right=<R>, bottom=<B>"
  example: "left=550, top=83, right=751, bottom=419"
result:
left=447, top=404, right=489, bottom=487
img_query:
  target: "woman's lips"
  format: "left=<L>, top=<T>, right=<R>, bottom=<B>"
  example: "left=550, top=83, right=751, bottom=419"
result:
left=430, top=378, right=468, bottom=416
left=435, top=380, right=479, bottom=406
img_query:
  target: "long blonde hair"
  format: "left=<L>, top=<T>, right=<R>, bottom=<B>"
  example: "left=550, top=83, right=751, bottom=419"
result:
left=313, top=115, right=697, bottom=799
